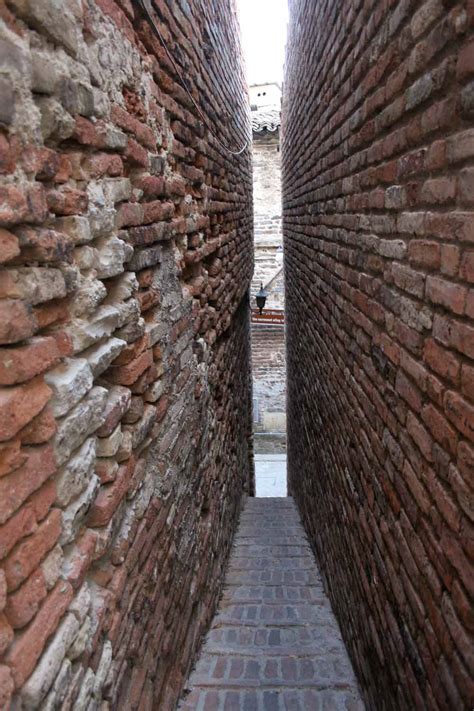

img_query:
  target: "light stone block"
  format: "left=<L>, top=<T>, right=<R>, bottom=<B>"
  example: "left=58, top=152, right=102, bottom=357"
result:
left=83, top=337, right=126, bottom=377
left=44, top=358, right=93, bottom=417
left=67, top=305, right=121, bottom=353
left=40, top=544, right=64, bottom=591
left=54, top=387, right=107, bottom=466
left=67, top=615, right=91, bottom=660
left=92, top=236, right=133, bottom=279
left=56, top=437, right=96, bottom=506
left=69, top=583, right=91, bottom=624
left=60, top=474, right=100, bottom=545
left=6, top=267, right=66, bottom=305
left=20, top=613, right=80, bottom=708
left=96, top=424, right=122, bottom=458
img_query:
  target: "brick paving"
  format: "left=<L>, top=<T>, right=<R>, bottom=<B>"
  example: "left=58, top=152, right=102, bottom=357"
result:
left=180, top=498, right=364, bottom=710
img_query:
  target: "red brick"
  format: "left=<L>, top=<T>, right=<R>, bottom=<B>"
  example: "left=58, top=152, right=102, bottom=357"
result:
left=13, top=226, right=73, bottom=264
left=424, top=338, right=460, bottom=383
left=459, top=167, right=474, bottom=206
left=0, top=570, right=5, bottom=611
left=0, top=440, right=26, bottom=478
left=112, top=333, right=150, bottom=366
left=4, top=567, right=47, bottom=628
left=27, top=479, right=56, bottom=522
left=63, top=529, right=97, bottom=589
left=108, top=349, right=153, bottom=386
left=116, top=201, right=144, bottom=228
left=440, top=244, right=460, bottom=277
left=0, top=299, right=37, bottom=345
left=0, top=378, right=52, bottom=442
left=0, top=665, right=13, bottom=709
left=0, top=336, right=60, bottom=385
left=465, top=289, right=474, bottom=319
left=0, top=506, right=36, bottom=560
left=0, top=443, right=56, bottom=527
left=88, top=457, right=135, bottom=527
left=33, top=301, right=70, bottom=331
left=83, top=152, right=123, bottom=178
left=46, top=187, right=88, bottom=215
left=111, top=105, right=156, bottom=149
left=457, top=37, right=474, bottom=78
left=0, top=184, right=28, bottom=225
left=0, top=134, right=18, bottom=175
left=406, top=411, right=433, bottom=462
left=426, top=276, right=467, bottom=315
left=408, top=240, right=440, bottom=270
left=421, top=177, right=456, bottom=204
left=143, top=200, right=174, bottom=224
left=0, top=228, right=20, bottom=263
left=124, top=138, right=149, bottom=167
left=460, top=250, right=474, bottom=283
left=444, top=391, right=474, bottom=442
left=461, top=363, right=474, bottom=401
left=4, top=579, right=73, bottom=688
left=18, top=404, right=56, bottom=445
left=433, top=315, right=474, bottom=359
left=137, top=175, right=165, bottom=198
left=395, top=370, right=422, bottom=412
left=457, top=441, right=474, bottom=479
left=0, top=613, right=13, bottom=655
left=72, top=116, right=102, bottom=146
left=452, top=580, right=474, bottom=634
left=422, top=404, right=458, bottom=456
left=3, top=508, right=62, bottom=591
left=20, top=145, right=60, bottom=181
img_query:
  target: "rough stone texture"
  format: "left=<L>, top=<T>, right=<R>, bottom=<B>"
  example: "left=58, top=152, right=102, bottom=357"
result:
left=0, top=0, right=253, bottom=707
left=180, top=497, right=363, bottom=709
left=283, top=2, right=474, bottom=710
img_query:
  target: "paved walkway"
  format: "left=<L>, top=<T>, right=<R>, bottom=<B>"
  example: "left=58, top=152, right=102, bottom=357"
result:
left=180, top=498, right=363, bottom=710
left=255, top=455, right=287, bottom=497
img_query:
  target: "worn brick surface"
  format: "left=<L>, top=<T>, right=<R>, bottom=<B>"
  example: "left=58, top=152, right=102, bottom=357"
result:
left=180, top=498, right=363, bottom=710
left=0, top=0, right=253, bottom=707
left=283, top=2, right=474, bottom=709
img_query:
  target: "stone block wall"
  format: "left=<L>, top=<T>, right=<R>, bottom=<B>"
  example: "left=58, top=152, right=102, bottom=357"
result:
left=283, top=1, right=473, bottom=709
left=0, top=0, right=253, bottom=707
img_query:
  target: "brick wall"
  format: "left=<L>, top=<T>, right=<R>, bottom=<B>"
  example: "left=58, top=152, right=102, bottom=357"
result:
left=283, top=1, right=473, bottom=709
left=252, top=324, right=286, bottom=432
left=0, top=0, right=253, bottom=707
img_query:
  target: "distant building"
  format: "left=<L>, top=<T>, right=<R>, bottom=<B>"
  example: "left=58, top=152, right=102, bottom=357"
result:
left=250, top=83, right=286, bottom=442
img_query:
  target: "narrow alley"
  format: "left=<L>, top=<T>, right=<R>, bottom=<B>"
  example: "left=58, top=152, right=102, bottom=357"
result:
left=181, top=498, right=363, bottom=709
left=0, top=0, right=472, bottom=709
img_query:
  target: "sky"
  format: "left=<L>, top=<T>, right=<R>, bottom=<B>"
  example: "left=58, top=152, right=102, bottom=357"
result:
left=236, top=0, right=289, bottom=87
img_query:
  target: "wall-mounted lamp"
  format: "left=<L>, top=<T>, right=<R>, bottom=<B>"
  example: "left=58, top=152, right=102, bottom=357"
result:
left=256, top=283, right=268, bottom=314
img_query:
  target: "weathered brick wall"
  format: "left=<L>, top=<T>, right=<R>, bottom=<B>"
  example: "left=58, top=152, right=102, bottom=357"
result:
left=283, top=1, right=473, bottom=709
left=252, top=323, right=286, bottom=432
left=0, top=0, right=253, bottom=707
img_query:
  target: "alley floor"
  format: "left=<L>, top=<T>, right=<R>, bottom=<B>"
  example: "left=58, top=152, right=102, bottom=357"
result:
left=180, top=498, right=363, bottom=710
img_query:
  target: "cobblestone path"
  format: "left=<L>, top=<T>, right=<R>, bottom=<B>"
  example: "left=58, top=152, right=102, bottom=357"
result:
left=180, top=498, right=364, bottom=710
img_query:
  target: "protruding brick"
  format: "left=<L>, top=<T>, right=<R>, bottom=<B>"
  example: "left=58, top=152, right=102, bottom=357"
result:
left=3, top=508, right=62, bottom=591
left=4, top=579, right=73, bottom=688
left=0, top=379, right=52, bottom=442
left=0, top=300, right=37, bottom=345
left=0, top=337, right=60, bottom=385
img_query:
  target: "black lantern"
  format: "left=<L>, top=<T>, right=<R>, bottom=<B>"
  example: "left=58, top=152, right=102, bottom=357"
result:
left=256, top=283, right=268, bottom=314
